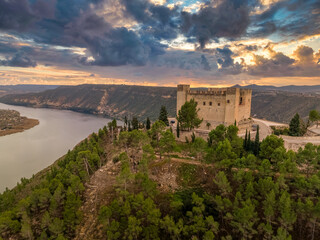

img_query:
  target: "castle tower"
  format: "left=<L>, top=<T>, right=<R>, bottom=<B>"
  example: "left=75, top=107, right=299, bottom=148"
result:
left=176, top=84, right=252, bottom=130
left=177, top=84, right=190, bottom=116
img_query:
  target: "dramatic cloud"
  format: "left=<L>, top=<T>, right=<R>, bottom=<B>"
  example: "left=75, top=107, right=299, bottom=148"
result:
left=181, top=0, right=252, bottom=48
left=120, top=0, right=180, bottom=40
left=250, top=0, right=320, bottom=39
left=294, top=45, right=315, bottom=65
left=0, top=53, right=37, bottom=68
left=80, top=28, right=166, bottom=66
left=0, top=0, right=319, bottom=86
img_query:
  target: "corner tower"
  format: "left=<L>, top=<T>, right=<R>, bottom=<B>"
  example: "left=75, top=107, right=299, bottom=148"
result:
left=177, top=84, right=190, bottom=116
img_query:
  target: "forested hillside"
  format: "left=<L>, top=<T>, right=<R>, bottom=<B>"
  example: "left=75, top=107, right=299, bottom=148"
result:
left=2, top=84, right=320, bottom=123
left=0, top=85, right=176, bottom=121
left=1, top=121, right=320, bottom=239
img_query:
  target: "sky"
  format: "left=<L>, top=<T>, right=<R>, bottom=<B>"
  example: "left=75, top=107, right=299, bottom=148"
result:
left=0, top=0, right=319, bottom=87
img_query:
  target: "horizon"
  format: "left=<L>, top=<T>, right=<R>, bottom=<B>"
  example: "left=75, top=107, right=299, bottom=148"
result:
left=0, top=0, right=319, bottom=86
left=3, top=83, right=320, bottom=89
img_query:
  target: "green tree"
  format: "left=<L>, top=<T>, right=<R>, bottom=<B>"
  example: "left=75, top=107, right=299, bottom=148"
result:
left=63, top=189, right=81, bottom=236
left=244, top=129, right=248, bottom=150
left=146, top=117, right=151, bottom=130
left=260, top=135, right=284, bottom=160
left=208, top=124, right=226, bottom=147
left=289, top=113, right=301, bottom=136
left=108, top=119, right=117, bottom=130
left=159, top=106, right=169, bottom=126
left=124, top=116, right=128, bottom=128
left=176, top=121, right=180, bottom=138
left=117, top=152, right=133, bottom=192
left=177, top=99, right=202, bottom=130
left=231, top=198, right=258, bottom=239
left=20, top=217, right=34, bottom=240
left=213, top=171, right=232, bottom=197
left=254, top=125, right=260, bottom=156
left=278, top=191, right=296, bottom=232
left=159, top=130, right=178, bottom=159
left=49, top=218, right=64, bottom=237
left=132, top=117, right=139, bottom=130
left=309, top=110, right=320, bottom=127
left=150, top=120, right=166, bottom=149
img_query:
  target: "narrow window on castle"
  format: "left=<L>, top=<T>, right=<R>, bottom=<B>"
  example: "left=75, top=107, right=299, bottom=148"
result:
left=209, top=102, right=212, bottom=106
left=203, top=101, right=206, bottom=106
left=227, top=100, right=230, bottom=103
left=218, top=103, right=220, bottom=106
left=240, top=97, right=243, bottom=105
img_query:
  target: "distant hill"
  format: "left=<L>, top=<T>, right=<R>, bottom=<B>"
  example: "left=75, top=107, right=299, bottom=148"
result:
left=251, top=91, right=320, bottom=122
left=234, top=84, right=320, bottom=94
left=0, top=84, right=176, bottom=121
left=1, top=84, right=320, bottom=123
left=0, top=84, right=59, bottom=97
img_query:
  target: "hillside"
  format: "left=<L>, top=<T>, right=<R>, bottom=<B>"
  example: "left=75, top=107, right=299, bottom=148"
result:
left=1, top=84, right=320, bottom=123
left=0, top=85, right=59, bottom=97
left=0, top=85, right=176, bottom=121
left=1, top=123, right=320, bottom=239
left=235, top=84, right=320, bottom=93
left=251, top=91, right=320, bottom=122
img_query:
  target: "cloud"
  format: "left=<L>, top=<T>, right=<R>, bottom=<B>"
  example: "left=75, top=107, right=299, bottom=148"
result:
left=294, top=45, right=315, bottom=65
left=0, top=0, right=36, bottom=31
left=247, top=45, right=320, bottom=77
left=250, top=0, right=320, bottom=39
left=201, top=55, right=211, bottom=71
left=80, top=27, right=167, bottom=66
left=181, top=0, right=252, bottom=48
left=120, top=0, right=180, bottom=40
left=0, top=53, right=37, bottom=68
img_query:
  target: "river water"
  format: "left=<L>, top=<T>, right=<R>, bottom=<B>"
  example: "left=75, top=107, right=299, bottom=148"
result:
left=0, top=103, right=113, bottom=192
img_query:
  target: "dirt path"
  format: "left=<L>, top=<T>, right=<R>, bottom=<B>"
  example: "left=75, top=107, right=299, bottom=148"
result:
left=74, top=160, right=119, bottom=240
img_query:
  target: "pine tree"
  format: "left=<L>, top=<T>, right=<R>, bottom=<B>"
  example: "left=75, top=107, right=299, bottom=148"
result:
left=146, top=117, right=151, bottom=130
left=159, top=106, right=169, bottom=126
left=177, top=99, right=203, bottom=130
left=132, top=117, right=139, bottom=130
left=289, top=113, right=301, bottom=136
left=124, top=116, right=128, bottom=127
left=247, top=131, right=251, bottom=152
left=244, top=129, right=248, bottom=150
left=254, top=125, right=260, bottom=155
left=176, top=121, right=180, bottom=138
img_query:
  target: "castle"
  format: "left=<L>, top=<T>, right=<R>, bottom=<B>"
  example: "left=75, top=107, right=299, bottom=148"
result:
left=177, top=85, right=252, bottom=130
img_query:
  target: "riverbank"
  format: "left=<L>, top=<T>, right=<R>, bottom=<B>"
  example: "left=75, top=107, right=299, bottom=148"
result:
left=0, top=109, right=39, bottom=137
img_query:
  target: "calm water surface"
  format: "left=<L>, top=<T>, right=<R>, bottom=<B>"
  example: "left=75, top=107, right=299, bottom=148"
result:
left=0, top=103, right=113, bottom=192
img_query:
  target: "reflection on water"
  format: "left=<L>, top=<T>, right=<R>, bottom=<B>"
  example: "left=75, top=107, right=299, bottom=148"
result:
left=0, top=103, right=113, bottom=192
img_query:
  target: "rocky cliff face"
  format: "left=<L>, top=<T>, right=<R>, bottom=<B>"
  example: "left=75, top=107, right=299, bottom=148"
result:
left=0, top=84, right=177, bottom=120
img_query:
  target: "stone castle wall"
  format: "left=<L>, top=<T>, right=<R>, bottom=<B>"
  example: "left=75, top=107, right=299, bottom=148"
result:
left=177, top=85, right=252, bottom=130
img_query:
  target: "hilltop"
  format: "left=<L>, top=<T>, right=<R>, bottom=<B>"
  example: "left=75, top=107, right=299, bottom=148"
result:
left=1, top=122, right=320, bottom=239
left=1, top=84, right=320, bottom=123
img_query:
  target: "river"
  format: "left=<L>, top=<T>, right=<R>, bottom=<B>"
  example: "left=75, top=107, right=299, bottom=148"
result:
left=0, top=103, right=113, bottom=192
